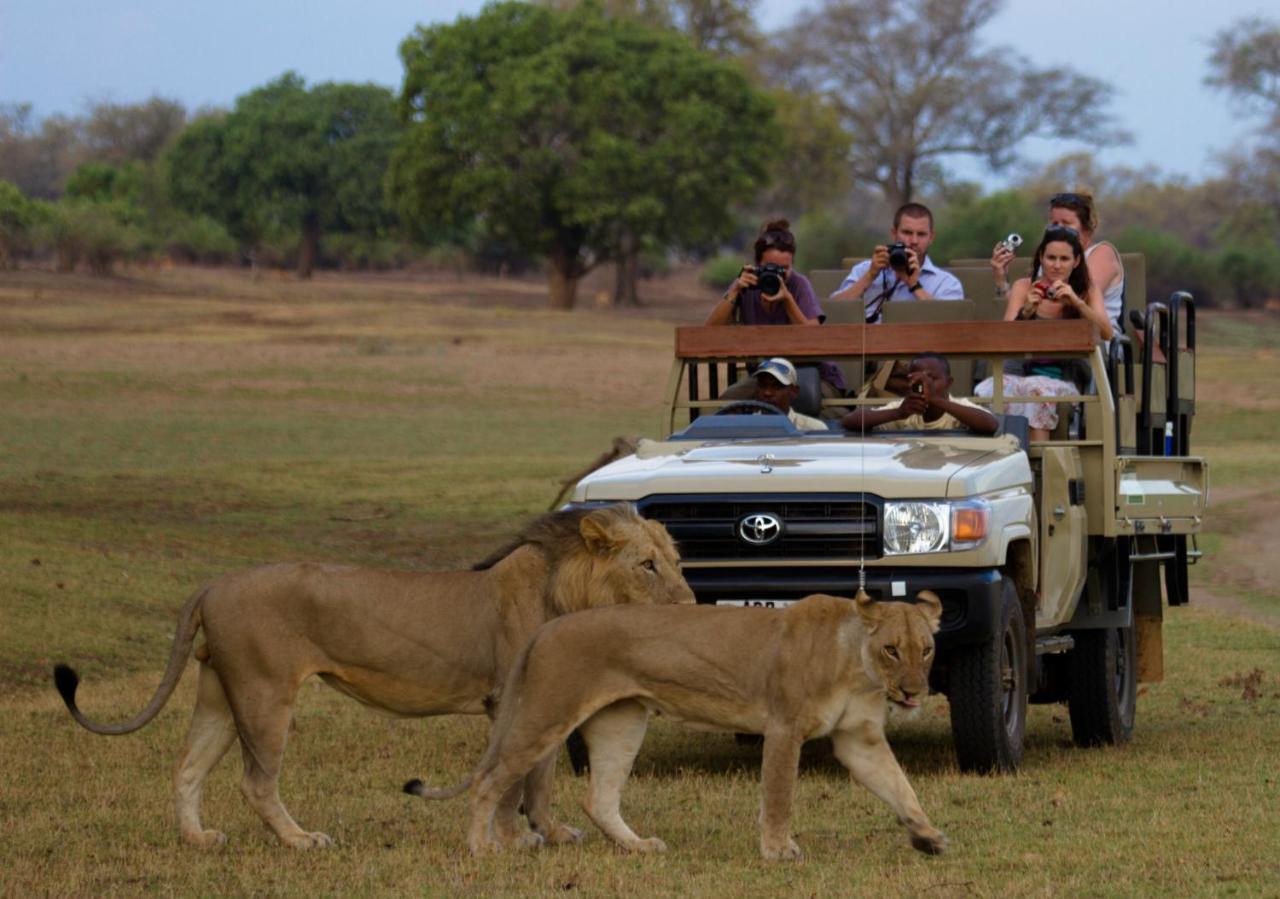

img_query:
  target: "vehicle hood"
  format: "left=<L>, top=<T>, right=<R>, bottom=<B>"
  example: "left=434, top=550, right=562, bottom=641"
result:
left=573, top=435, right=1030, bottom=501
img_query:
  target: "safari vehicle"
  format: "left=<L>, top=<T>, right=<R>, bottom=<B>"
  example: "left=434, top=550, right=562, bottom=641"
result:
left=565, top=288, right=1206, bottom=772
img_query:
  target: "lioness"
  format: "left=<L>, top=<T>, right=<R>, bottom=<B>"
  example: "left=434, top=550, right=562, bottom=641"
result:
left=53, top=504, right=693, bottom=850
left=412, top=590, right=945, bottom=860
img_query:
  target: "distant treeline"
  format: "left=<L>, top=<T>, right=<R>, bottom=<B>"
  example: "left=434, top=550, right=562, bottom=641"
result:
left=2, top=1, right=1278, bottom=309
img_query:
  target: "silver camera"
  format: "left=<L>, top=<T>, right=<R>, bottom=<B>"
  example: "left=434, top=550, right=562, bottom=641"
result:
left=1000, top=233, right=1023, bottom=253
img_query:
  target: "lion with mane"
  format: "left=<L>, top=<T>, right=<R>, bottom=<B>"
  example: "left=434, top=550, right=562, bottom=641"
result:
left=408, top=591, right=946, bottom=860
left=54, top=503, right=692, bottom=849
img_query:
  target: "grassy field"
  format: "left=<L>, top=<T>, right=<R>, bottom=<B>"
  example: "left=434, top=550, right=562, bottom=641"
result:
left=2, top=267, right=1278, bottom=897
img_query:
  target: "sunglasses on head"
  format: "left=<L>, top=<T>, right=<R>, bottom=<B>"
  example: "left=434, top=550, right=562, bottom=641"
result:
left=1044, top=224, right=1080, bottom=238
left=1050, top=192, right=1089, bottom=208
left=760, top=230, right=793, bottom=247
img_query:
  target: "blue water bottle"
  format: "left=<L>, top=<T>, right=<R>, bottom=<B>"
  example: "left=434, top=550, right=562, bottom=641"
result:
left=1163, top=422, right=1173, bottom=456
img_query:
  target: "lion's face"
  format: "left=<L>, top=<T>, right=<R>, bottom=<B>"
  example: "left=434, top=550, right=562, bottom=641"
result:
left=855, top=590, right=942, bottom=710
left=574, top=507, right=694, bottom=609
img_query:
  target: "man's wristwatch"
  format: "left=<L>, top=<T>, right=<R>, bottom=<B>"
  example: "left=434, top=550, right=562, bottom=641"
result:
left=908, top=282, right=924, bottom=295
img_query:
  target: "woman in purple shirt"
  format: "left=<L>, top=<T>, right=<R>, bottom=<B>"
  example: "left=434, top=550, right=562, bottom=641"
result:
left=705, top=218, right=846, bottom=398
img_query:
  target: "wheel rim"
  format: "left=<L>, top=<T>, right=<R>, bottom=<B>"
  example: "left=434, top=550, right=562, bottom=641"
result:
left=1114, top=628, right=1127, bottom=698
left=1001, top=627, right=1020, bottom=738
left=1115, top=626, right=1136, bottom=724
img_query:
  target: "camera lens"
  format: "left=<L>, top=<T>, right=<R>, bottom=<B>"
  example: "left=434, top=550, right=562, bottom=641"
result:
left=758, top=271, right=781, bottom=295
left=888, top=244, right=909, bottom=270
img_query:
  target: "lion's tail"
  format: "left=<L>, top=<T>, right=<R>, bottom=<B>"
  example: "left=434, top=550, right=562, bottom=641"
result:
left=402, top=776, right=473, bottom=801
left=52, top=584, right=210, bottom=736
left=402, top=631, right=543, bottom=804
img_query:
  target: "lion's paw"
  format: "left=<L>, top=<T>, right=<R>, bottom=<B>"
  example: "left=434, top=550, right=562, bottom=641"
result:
left=286, top=831, right=334, bottom=850
left=542, top=823, right=583, bottom=845
left=622, top=836, right=667, bottom=854
left=761, top=838, right=803, bottom=861
left=510, top=830, right=546, bottom=851
left=182, top=829, right=228, bottom=849
left=910, top=828, right=947, bottom=856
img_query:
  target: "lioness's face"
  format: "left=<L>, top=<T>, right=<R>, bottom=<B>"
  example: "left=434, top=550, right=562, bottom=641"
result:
left=856, top=590, right=942, bottom=710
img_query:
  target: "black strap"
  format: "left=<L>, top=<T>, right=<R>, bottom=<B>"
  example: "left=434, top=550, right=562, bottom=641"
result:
left=864, top=271, right=898, bottom=323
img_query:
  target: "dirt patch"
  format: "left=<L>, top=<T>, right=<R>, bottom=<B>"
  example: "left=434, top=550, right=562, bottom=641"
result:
left=1190, top=487, right=1280, bottom=629
left=1194, top=588, right=1280, bottom=630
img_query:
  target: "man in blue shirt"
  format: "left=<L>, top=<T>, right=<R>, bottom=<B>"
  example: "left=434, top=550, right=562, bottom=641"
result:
left=829, top=203, right=963, bottom=323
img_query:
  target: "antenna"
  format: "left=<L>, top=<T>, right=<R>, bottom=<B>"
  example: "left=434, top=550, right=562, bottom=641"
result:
left=858, top=298, right=868, bottom=595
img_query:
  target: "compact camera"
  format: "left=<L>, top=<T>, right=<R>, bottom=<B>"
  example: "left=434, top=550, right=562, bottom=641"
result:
left=1000, top=233, right=1023, bottom=253
left=754, top=262, right=787, bottom=296
left=886, top=242, right=911, bottom=271
left=1033, top=279, right=1057, bottom=299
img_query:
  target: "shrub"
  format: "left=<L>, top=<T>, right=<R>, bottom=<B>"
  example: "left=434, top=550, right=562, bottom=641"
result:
left=162, top=214, right=239, bottom=265
left=1115, top=226, right=1218, bottom=308
left=700, top=253, right=744, bottom=289
left=0, top=180, right=36, bottom=268
left=422, top=243, right=474, bottom=275
left=36, top=200, right=144, bottom=275
left=792, top=209, right=880, bottom=272
left=1217, top=247, right=1280, bottom=309
left=931, top=189, right=1043, bottom=264
left=322, top=233, right=415, bottom=271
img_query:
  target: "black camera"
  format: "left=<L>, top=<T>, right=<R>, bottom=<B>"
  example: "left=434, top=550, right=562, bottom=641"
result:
left=887, top=242, right=911, bottom=272
left=754, top=262, right=787, bottom=296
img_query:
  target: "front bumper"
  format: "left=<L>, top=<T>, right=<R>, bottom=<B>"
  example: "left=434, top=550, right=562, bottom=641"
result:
left=682, top=565, right=1006, bottom=650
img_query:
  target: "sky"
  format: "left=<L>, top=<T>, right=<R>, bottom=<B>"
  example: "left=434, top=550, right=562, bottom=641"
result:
left=1, top=0, right=1274, bottom=189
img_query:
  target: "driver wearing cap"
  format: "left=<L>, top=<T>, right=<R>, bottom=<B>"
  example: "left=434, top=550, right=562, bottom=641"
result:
left=751, top=357, right=828, bottom=431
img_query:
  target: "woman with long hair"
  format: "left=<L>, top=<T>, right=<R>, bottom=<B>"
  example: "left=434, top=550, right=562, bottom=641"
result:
left=976, top=225, right=1113, bottom=440
left=991, top=191, right=1125, bottom=330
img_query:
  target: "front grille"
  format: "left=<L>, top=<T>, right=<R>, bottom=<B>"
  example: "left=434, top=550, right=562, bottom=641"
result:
left=637, top=493, right=882, bottom=561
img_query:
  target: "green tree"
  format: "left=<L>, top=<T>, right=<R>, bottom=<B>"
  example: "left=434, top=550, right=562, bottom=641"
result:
left=930, top=187, right=1042, bottom=264
left=0, top=179, right=36, bottom=267
left=540, top=0, right=760, bottom=55
left=390, top=1, right=771, bottom=309
left=167, top=74, right=400, bottom=278
left=772, top=0, right=1128, bottom=206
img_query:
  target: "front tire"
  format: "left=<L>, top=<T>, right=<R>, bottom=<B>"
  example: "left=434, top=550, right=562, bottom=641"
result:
left=1067, top=626, right=1136, bottom=746
left=948, top=579, right=1028, bottom=773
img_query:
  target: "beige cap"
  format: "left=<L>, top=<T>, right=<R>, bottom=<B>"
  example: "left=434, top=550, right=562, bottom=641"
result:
left=754, top=357, right=798, bottom=386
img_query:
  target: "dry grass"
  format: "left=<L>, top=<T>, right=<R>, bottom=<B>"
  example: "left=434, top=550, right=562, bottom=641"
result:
left=1, top=268, right=1278, bottom=897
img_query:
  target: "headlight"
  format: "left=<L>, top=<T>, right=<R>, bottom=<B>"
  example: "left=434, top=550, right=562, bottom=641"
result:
left=883, top=502, right=949, bottom=554
left=883, top=500, right=991, bottom=555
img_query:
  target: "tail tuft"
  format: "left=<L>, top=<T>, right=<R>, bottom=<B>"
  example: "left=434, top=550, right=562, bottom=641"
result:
left=53, top=664, right=80, bottom=708
left=402, top=776, right=471, bottom=800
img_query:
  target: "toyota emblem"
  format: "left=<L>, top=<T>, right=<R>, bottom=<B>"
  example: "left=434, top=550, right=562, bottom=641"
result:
left=738, top=512, right=783, bottom=546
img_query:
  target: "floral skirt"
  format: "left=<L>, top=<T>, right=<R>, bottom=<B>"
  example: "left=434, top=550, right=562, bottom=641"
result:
left=974, top=374, right=1076, bottom=431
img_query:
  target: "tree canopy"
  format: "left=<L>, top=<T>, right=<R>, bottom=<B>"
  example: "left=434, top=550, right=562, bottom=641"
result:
left=167, top=74, right=400, bottom=277
left=1207, top=17, right=1280, bottom=125
left=388, top=1, right=772, bottom=308
left=772, top=0, right=1128, bottom=206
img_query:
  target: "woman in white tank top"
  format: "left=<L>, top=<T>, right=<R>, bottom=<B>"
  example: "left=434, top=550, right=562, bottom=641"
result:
left=991, top=191, right=1125, bottom=331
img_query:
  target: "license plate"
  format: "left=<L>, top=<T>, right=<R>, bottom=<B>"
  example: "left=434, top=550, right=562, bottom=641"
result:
left=715, top=599, right=796, bottom=609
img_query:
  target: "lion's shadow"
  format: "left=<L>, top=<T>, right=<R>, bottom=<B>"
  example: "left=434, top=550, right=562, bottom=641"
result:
left=568, top=725, right=962, bottom=781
